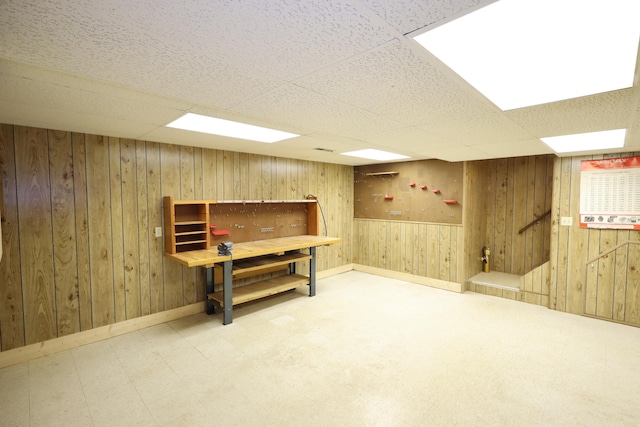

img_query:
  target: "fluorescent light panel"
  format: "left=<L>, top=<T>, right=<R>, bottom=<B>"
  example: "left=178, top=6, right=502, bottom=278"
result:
left=414, top=0, right=640, bottom=110
left=167, top=113, right=298, bottom=143
left=341, top=149, right=410, bottom=161
left=541, top=129, right=626, bottom=153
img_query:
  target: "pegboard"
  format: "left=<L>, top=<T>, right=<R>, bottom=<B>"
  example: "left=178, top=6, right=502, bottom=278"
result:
left=354, top=160, right=463, bottom=224
left=209, top=201, right=312, bottom=244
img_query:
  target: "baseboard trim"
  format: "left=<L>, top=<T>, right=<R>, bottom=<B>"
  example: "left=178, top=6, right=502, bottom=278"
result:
left=353, top=264, right=463, bottom=293
left=0, top=303, right=203, bottom=369
left=0, top=265, right=353, bottom=368
left=0, top=264, right=459, bottom=368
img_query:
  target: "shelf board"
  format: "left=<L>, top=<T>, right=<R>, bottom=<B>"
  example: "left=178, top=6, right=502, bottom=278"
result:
left=208, top=274, right=310, bottom=307
left=175, top=220, right=207, bottom=226
left=175, top=230, right=207, bottom=236
left=365, top=171, right=398, bottom=176
left=176, top=240, right=207, bottom=245
left=232, top=253, right=312, bottom=277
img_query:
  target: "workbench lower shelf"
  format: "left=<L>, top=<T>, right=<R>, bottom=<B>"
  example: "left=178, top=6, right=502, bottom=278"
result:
left=208, top=273, right=310, bottom=307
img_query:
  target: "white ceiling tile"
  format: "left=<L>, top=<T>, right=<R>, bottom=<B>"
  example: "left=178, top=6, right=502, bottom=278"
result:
left=425, top=113, right=536, bottom=144
left=360, top=0, right=494, bottom=35
left=294, top=40, right=497, bottom=126
left=504, top=89, right=635, bottom=138
left=0, top=0, right=637, bottom=164
left=470, top=139, right=554, bottom=158
left=230, top=84, right=405, bottom=139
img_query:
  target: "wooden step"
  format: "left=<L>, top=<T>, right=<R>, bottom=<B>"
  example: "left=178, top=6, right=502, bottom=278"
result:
left=208, top=274, right=310, bottom=307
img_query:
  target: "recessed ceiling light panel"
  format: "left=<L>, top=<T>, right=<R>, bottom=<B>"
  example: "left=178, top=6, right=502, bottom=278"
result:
left=414, top=0, right=640, bottom=110
left=341, top=149, right=410, bottom=161
left=167, top=113, right=299, bottom=143
left=541, top=129, right=626, bottom=153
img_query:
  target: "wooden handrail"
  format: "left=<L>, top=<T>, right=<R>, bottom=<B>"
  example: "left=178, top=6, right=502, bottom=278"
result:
left=585, top=240, right=640, bottom=265
left=518, top=210, right=551, bottom=234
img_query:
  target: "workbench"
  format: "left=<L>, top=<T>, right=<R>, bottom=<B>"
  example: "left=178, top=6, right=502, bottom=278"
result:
left=165, top=235, right=341, bottom=324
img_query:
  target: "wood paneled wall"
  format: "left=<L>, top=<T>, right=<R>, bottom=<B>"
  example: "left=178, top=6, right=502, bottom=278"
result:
left=549, top=153, right=640, bottom=324
left=353, top=219, right=462, bottom=283
left=481, top=155, right=554, bottom=275
left=0, top=124, right=353, bottom=352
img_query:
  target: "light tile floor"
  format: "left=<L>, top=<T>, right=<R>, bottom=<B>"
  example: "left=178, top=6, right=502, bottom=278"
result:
left=2, top=271, right=640, bottom=426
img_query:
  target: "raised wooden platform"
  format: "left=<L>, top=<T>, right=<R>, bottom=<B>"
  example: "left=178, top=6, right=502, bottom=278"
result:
left=468, top=271, right=521, bottom=292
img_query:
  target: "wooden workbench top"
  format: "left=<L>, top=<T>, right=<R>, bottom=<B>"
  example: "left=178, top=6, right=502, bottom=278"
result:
left=165, top=235, right=341, bottom=268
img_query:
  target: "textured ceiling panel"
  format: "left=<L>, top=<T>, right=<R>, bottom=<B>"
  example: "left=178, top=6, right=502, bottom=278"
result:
left=0, top=0, right=638, bottom=164
left=425, top=113, right=536, bottom=144
left=360, top=0, right=494, bottom=35
left=293, top=40, right=497, bottom=126
left=230, top=84, right=406, bottom=140
left=470, top=139, right=553, bottom=158
left=0, top=66, right=188, bottom=129
left=0, top=102, right=160, bottom=138
left=504, top=90, right=635, bottom=138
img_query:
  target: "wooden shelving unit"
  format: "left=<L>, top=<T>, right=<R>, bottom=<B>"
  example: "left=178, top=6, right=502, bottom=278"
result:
left=164, top=198, right=209, bottom=254
left=163, top=197, right=320, bottom=254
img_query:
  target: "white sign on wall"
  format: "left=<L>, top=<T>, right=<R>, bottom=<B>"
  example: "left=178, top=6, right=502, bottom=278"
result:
left=580, top=156, right=640, bottom=230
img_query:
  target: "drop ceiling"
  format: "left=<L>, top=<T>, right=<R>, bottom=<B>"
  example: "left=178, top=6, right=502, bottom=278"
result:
left=0, top=0, right=639, bottom=165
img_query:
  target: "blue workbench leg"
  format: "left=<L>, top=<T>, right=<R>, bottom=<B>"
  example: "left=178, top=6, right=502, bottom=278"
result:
left=205, top=267, right=215, bottom=315
left=222, top=259, right=233, bottom=325
left=309, top=246, right=317, bottom=297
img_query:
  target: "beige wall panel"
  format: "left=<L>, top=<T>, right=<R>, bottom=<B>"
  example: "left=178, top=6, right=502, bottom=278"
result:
left=426, top=224, right=439, bottom=278
left=146, top=142, right=164, bottom=314
left=532, top=156, right=549, bottom=268
left=121, top=140, right=141, bottom=319
left=108, top=137, right=126, bottom=323
left=553, top=157, right=572, bottom=312
left=194, top=148, right=204, bottom=200
left=566, top=157, right=589, bottom=314
left=48, top=130, right=80, bottom=336
left=418, top=223, right=427, bottom=277
left=493, top=159, right=508, bottom=272
left=85, top=135, right=116, bottom=327
left=625, top=244, right=640, bottom=325
left=511, top=157, right=528, bottom=274
left=439, top=225, right=451, bottom=281
left=71, top=133, right=92, bottom=331
left=135, top=141, right=151, bottom=316
left=613, top=245, right=628, bottom=322
left=595, top=233, right=617, bottom=319
left=160, top=144, right=184, bottom=310
left=202, top=149, right=217, bottom=200
left=0, top=124, right=25, bottom=350
left=261, top=156, right=274, bottom=201
left=15, top=127, right=57, bottom=344
left=249, top=154, right=262, bottom=200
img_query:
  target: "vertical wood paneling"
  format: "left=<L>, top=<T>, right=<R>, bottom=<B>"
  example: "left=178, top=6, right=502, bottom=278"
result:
left=136, top=141, right=151, bottom=316
left=121, top=139, right=141, bottom=319
left=146, top=141, right=164, bottom=314
left=549, top=152, right=640, bottom=324
left=160, top=144, right=184, bottom=310
left=0, top=124, right=25, bottom=350
left=109, top=137, right=126, bottom=323
left=86, top=135, right=115, bottom=327
left=0, top=123, right=354, bottom=352
left=71, top=133, right=92, bottom=331
left=625, top=244, right=640, bottom=325
left=15, top=127, right=56, bottom=344
left=48, top=130, right=79, bottom=336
